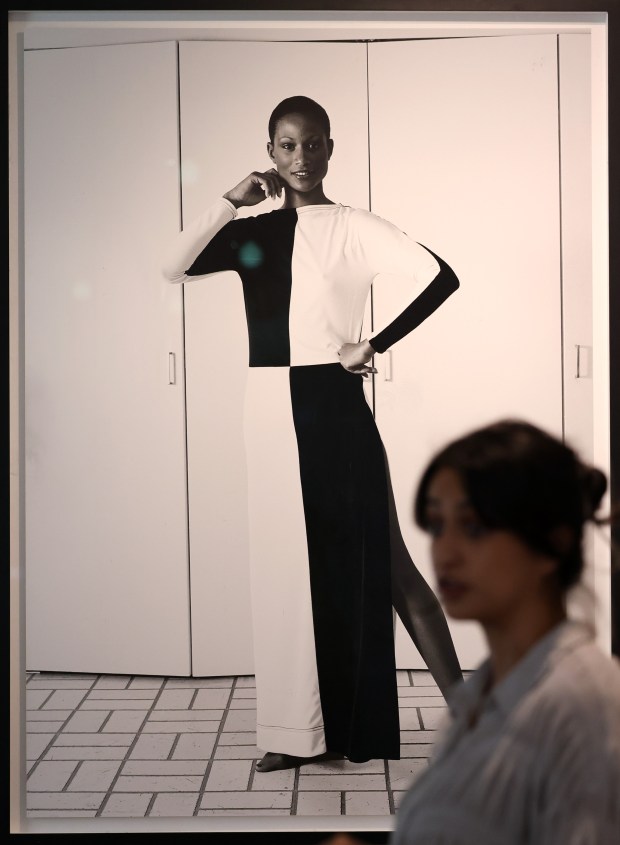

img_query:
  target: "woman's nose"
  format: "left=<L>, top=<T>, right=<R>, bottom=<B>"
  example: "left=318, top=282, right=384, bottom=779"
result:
left=432, top=533, right=460, bottom=569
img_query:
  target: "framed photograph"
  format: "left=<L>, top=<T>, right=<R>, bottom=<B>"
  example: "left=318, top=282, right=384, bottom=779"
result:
left=10, top=2, right=618, bottom=840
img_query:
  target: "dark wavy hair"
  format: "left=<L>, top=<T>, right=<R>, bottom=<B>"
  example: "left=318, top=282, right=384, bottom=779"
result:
left=414, top=420, right=608, bottom=591
left=268, top=96, right=331, bottom=143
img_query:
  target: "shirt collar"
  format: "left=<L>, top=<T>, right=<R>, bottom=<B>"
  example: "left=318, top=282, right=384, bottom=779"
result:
left=448, top=619, right=594, bottom=721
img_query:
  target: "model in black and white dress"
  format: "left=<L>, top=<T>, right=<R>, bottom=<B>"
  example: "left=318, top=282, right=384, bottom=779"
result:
left=163, top=95, right=462, bottom=772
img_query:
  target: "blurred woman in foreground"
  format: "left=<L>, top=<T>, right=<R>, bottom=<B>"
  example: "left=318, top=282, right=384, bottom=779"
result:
left=388, top=419, right=620, bottom=844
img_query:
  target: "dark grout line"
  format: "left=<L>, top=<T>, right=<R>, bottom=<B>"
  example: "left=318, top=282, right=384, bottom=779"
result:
left=95, top=676, right=169, bottom=818
left=192, top=676, right=239, bottom=817
left=26, top=674, right=100, bottom=782
left=27, top=671, right=436, bottom=819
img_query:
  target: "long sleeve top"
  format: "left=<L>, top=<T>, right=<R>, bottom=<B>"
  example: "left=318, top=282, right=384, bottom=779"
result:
left=162, top=198, right=459, bottom=367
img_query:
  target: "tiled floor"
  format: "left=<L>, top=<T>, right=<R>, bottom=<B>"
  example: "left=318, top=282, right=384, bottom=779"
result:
left=26, top=669, right=447, bottom=819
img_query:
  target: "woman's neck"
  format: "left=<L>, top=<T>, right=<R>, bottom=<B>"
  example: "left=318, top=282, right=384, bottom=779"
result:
left=483, top=600, right=566, bottom=687
left=281, top=184, right=334, bottom=209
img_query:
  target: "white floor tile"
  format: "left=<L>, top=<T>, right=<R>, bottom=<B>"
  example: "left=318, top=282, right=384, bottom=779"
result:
left=100, top=792, right=152, bottom=817
left=420, top=707, right=448, bottom=729
left=54, top=733, right=132, bottom=747
left=45, top=746, right=128, bottom=761
left=28, top=679, right=95, bottom=690
left=399, top=709, right=421, bottom=730
left=388, top=759, right=428, bottom=791
left=148, top=709, right=223, bottom=721
left=345, top=790, right=391, bottom=816
left=92, top=676, right=131, bottom=690
left=26, top=721, right=65, bottom=733
left=64, top=710, right=110, bottom=732
left=155, top=689, right=194, bottom=709
left=27, top=734, right=54, bottom=759
left=298, top=774, right=386, bottom=791
left=401, top=730, right=439, bottom=744
left=86, top=689, right=156, bottom=700
left=68, top=760, right=122, bottom=791
left=26, top=690, right=53, bottom=710
left=398, top=686, right=443, bottom=698
left=171, top=734, right=216, bottom=760
left=27, top=710, right=73, bottom=721
left=27, top=792, right=105, bottom=810
left=215, top=745, right=262, bottom=760
left=103, top=711, right=149, bottom=732
left=129, top=734, right=175, bottom=760
left=201, top=790, right=292, bottom=809
left=194, top=688, right=231, bottom=709
left=218, top=731, right=257, bottom=746
left=223, top=709, right=256, bottom=731
left=114, top=774, right=203, bottom=792
left=122, top=760, right=207, bottom=776
left=251, top=767, right=295, bottom=790
left=204, top=760, right=253, bottom=791
left=165, top=678, right=233, bottom=688
left=142, top=720, right=220, bottom=733
left=81, top=699, right=153, bottom=711
left=27, top=760, right=78, bottom=791
left=198, top=808, right=291, bottom=816
left=295, top=791, right=342, bottom=815
left=128, top=677, right=165, bottom=689
left=232, top=688, right=257, bottom=699
left=303, top=759, right=384, bottom=775
left=27, top=810, right=98, bottom=817
left=149, top=793, right=200, bottom=816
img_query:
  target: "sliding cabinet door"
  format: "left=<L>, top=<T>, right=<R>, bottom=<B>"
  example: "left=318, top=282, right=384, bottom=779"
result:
left=369, top=35, right=563, bottom=668
left=25, top=43, right=191, bottom=674
left=179, top=41, right=369, bottom=675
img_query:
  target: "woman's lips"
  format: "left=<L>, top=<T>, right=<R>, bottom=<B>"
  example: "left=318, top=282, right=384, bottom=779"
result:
left=437, top=577, right=469, bottom=601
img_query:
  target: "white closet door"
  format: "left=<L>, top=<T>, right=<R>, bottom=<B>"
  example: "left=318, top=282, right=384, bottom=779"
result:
left=369, top=35, right=563, bottom=668
left=25, top=43, right=191, bottom=675
left=179, top=41, right=369, bottom=675
left=558, top=35, right=597, bottom=618
left=559, top=35, right=592, bottom=460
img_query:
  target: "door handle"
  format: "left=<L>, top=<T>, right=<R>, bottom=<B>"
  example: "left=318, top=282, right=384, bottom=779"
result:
left=168, top=352, right=176, bottom=385
left=575, top=345, right=591, bottom=379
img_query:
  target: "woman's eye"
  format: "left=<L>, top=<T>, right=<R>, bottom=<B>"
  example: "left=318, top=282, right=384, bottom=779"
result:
left=425, top=519, right=443, bottom=538
left=463, top=520, right=487, bottom=539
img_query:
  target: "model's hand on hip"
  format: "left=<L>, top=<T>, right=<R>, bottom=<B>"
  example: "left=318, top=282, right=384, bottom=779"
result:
left=223, top=169, right=283, bottom=208
left=338, top=340, right=377, bottom=377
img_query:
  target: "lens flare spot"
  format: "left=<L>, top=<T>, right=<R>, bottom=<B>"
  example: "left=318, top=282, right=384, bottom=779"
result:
left=72, top=282, right=92, bottom=301
left=239, top=241, right=264, bottom=269
left=181, top=160, right=200, bottom=185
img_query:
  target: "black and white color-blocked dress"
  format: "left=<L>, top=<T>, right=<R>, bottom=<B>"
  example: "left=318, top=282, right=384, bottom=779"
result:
left=163, top=197, right=459, bottom=763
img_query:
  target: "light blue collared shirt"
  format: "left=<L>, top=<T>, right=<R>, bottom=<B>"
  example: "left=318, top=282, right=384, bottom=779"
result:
left=391, top=620, right=620, bottom=844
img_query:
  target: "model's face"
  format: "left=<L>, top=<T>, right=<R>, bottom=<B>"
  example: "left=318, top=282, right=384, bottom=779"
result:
left=424, top=468, right=558, bottom=627
left=267, top=113, right=333, bottom=196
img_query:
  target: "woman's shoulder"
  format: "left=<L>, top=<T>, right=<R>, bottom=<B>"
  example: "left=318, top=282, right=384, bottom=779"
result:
left=531, top=638, right=620, bottom=739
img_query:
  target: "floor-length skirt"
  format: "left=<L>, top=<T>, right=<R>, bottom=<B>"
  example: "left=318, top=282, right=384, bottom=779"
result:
left=244, top=363, right=400, bottom=763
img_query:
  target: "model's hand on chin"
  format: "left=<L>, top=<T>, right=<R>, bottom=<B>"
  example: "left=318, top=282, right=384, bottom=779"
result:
left=338, top=340, right=377, bottom=377
left=223, top=168, right=284, bottom=208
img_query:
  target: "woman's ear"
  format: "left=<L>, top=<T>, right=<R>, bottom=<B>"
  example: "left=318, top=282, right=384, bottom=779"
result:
left=328, top=138, right=334, bottom=160
left=267, top=141, right=275, bottom=163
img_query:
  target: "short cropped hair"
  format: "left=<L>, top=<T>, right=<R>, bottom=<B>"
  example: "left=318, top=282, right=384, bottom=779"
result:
left=268, top=96, right=331, bottom=143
